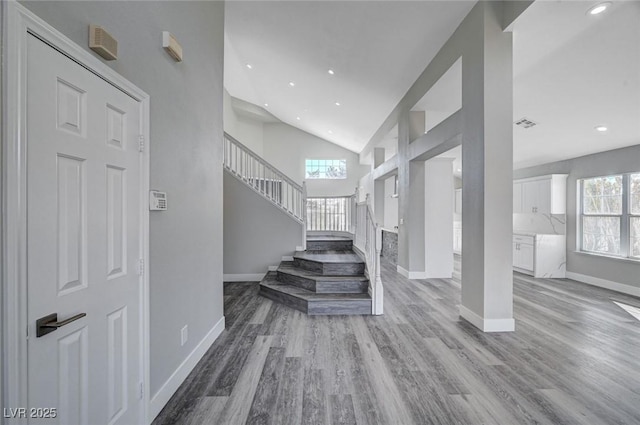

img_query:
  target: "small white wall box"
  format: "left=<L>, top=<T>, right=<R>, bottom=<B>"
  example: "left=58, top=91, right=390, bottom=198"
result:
left=149, top=191, right=168, bottom=211
left=162, top=31, right=183, bottom=62
left=89, top=25, right=118, bottom=61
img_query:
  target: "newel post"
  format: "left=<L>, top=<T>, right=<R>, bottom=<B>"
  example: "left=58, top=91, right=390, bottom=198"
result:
left=352, top=186, right=359, bottom=234
left=374, top=225, right=384, bottom=315
left=302, top=181, right=307, bottom=251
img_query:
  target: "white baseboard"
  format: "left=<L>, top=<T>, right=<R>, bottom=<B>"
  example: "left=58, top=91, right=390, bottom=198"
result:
left=396, top=265, right=427, bottom=280
left=397, top=265, right=409, bottom=278
left=268, top=266, right=278, bottom=272
left=282, top=256, right=294, bottom=262
left=223, top=273, right=265, bottom=282
left=566, top=272, right=640, bottom=297
left=459, top=305, right=515, bottom=332
left=148, top=316, right=225, bottom=422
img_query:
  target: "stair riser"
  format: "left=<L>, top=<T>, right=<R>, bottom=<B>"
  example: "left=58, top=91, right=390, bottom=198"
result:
left=277, top=271, right=368, bottom=294
left=277, top=271, right=316, bottom=292
left=315, top=281, right=368, bottom=294
left=294, top=258, right=365, bottom=276
left=308, top=300, right=371, bottom=315
left=260, top=284, right=372, bottom=315
left=259, top=285, right=307, bottom=313
left=306, top=240, right=353, bottom=251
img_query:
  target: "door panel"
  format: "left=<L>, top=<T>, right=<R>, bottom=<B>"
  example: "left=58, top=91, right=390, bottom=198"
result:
left=536, top=180, right=551, bottom=214
left=27, top=34, right=143, bottom=425
left=522, top=181, right=537, bottom=213
left=519, top=244, right=535, bottom=271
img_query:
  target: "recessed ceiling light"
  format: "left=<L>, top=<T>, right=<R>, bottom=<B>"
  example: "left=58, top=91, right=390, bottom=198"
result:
left=328, top=69, right=335, bottom=75
left=246, top=64, right=253, bottom=69
left=288, top=81, right=295, bottom=87
left=328, top=130, right=333, bottom=134
left=296, top=116, right=301, bottom=121
left=335, top=102, right=341, bottom=106
left=595, top=125, right=608, bottom=132
left=587, top=2, right=611, bottom=15
left=264, top=103, right=269, bottom=107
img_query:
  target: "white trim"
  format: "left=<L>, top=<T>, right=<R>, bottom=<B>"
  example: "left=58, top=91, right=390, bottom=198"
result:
left=223, top=273, right=266, bottom=282
left=566, top=272, right=640, bottom=297
left=396, top=265, right=428, bottom=280
left=459, top=305, right=515, bottom=332
left=397, top=265, right=409, bottom=278
left=268, top=266, right=278, bottom=272
left=282, top=256, right=294, bottom=262
left=148, top=316, right=225, bottom=422
left=2, top=3, right=151, bottom=423
left=572, top=250, right=640, bottom=264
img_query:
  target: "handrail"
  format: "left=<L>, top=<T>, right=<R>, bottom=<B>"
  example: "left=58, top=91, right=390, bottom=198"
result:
left=224, top=132, right=303, bottom=192
left=223, top=133, right=306, bottom=233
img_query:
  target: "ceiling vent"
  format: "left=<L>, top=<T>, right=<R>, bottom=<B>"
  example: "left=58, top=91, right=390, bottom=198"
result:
left=514, top=117, right=538, bottom=129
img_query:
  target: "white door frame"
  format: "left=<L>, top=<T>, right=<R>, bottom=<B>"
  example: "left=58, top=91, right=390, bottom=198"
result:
left=1, top=2, right=151, bottom=423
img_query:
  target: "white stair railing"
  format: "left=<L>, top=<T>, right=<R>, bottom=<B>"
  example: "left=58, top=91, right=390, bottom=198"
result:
left=223, top=133, right=307, bottom=248
left=354, top=192, right=383, bottom=315
left=306, top=196, right=353, bottom=232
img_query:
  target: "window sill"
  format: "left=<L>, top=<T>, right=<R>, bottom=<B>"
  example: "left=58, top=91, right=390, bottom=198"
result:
left=573, top=250, right=640, bottom=264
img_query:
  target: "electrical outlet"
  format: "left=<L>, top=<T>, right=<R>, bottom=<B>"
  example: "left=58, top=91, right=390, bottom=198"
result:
left=181, top=325, right=188, bottom=346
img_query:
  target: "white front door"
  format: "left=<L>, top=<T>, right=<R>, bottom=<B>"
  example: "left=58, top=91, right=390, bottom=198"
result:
left=26, top=34, right=144, bottom=425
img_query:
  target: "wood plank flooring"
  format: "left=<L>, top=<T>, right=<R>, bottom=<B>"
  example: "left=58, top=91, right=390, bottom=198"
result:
left=152, top=258, right=640, bottom=425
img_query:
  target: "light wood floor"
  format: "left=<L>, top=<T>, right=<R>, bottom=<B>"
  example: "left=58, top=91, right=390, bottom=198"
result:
left=153, top=258, right=640, bottom=425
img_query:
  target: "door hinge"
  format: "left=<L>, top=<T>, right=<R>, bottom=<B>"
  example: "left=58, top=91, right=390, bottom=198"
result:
left=137, top=259, right=145, bottom=276
left=138, top=135, right=145, bottom=152
left=139, top=382, right=144, bottom=399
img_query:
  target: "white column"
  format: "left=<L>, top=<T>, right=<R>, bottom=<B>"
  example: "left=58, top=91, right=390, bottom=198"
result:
left=424, top=158, right=454, bottom=278
left=373, top=148, right=385, bottom=225
left=460, top=2, right=514, bottom=332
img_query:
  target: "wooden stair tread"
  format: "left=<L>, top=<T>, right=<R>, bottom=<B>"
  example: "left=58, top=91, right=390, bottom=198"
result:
left=277, top=265, right=368, bottom=282
left=293, top=250, right=364, bottom=264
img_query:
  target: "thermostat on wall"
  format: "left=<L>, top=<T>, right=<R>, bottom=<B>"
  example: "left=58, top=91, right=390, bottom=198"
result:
left=150, top=191, right=167, bottom=211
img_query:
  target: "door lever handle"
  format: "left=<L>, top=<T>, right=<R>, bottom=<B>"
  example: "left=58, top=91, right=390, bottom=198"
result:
left=36, top=313, right=86, bottom=337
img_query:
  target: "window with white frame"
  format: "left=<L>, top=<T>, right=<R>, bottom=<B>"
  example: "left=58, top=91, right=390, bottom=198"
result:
left=580, top=173, right=640, bottom=259
left=630, top=173, right=640, bottom=258
left=305, top=159, right=347, bottom=179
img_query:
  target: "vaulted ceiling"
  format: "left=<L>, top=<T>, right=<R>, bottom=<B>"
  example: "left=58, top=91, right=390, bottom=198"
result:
left=225, top=1, right=640, bottom=170
left=224, top=1, right=475, bottom=153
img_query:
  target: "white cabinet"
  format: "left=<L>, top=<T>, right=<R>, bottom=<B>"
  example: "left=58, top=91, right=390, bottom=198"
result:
left=513, top=235, right=534, bottom=272
left=513, top=174, right=567, bottom=214
left=513, top=233, right=566, bottom=278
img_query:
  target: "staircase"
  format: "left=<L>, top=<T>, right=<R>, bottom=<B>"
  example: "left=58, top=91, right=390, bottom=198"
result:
left=223, top=132, right=381, bottom=315
left=259, top=236, right=372, bottom=315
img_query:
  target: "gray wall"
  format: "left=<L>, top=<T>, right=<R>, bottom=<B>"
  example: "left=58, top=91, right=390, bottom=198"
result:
left=20, top=1, right=226, bottom=398
left=515, top=144, right=640, bottom=288
left=263, top=123, right=369, bottom=197
left=224, top=89, right=264, bottom=155
left=224, top=174, right=302, bottom=275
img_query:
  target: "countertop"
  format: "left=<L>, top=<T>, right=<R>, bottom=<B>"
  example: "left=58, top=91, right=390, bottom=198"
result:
left=513, top=230, right=565, bottom=237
